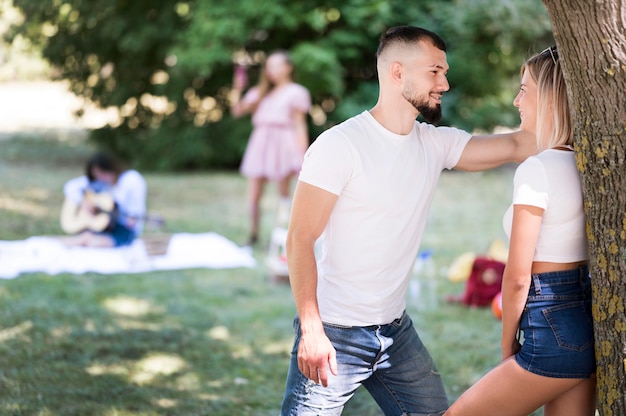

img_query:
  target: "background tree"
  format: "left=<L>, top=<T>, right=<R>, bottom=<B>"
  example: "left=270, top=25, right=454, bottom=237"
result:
left=6, top=0, right=552, bottom=170
left=541, top=1, right=626, bottom=414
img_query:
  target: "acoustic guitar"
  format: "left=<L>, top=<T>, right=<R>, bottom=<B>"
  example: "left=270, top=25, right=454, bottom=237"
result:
left=60, top=191, right=117, bottom=234
left=60, top=191, right=164, bottom=234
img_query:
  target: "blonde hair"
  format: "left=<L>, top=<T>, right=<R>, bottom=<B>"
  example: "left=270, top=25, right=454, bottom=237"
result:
left=521, top=47, right=572, bottom=150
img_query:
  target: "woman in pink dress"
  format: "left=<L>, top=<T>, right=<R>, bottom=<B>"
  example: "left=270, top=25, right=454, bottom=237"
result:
left=231, top=51, right=311, bottom=247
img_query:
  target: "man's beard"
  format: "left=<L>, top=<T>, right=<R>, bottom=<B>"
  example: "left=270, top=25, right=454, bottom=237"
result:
left=416, top=101, right=442, bottom=124
left=403, top=90, right=442, bottom=124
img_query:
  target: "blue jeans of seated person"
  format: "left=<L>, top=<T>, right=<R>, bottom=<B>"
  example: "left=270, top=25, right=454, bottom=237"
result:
left=280, top=312, right=448, bottom=416
left=105, top=221, right=136, bottom=247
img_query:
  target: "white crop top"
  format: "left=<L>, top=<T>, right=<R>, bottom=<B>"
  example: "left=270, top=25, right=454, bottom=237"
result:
left=502, top=149, right=588, bottom=262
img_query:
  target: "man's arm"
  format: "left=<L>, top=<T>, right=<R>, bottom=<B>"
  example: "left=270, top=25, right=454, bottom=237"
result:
left=286, top=181, right=339, bottom=387
left=63, top=176, right=89, bottom=204
left=454, top=130, right=536, bottom=172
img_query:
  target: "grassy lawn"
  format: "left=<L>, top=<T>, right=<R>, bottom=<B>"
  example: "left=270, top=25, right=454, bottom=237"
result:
left=0, top=133, right=538, bottom=415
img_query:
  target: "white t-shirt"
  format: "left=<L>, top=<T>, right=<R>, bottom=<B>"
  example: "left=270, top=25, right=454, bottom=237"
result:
left=503, top=149, right=588, bottom=262
left=63, top=169, right=147, bottom=234
left=299, top=110, right=471, bottom=326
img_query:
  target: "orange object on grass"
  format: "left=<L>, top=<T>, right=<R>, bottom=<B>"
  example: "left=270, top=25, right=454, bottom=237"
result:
left=492, top=292, right=503, bottom=320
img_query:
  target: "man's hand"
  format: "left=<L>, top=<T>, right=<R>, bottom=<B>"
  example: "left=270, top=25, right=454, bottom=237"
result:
left=297, top=330, right=338, bottom=387
left=80, top=198, right=97, bottom=215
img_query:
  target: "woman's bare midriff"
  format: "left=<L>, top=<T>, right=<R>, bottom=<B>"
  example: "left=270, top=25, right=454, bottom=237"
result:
left=531, top=260, right=588, bottom=274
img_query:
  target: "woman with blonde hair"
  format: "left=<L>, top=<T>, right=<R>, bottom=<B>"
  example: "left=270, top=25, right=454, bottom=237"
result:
left=231, top=50, right=311, bottom=247
left=445, top=46, right=596, bottom=415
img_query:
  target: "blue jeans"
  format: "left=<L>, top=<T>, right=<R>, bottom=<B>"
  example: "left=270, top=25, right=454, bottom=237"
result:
left=280, top=312, right=448, bottom=415
left=516, top=265, right=595, bottom=378
left=105, top=221, right=136, bottom=247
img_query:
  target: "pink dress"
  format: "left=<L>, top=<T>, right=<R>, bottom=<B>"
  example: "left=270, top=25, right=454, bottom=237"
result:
left=239, top=83, right=311, bottom=180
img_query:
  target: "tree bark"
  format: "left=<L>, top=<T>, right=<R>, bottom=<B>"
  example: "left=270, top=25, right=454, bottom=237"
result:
left=541, top=1, right=626, bottom=414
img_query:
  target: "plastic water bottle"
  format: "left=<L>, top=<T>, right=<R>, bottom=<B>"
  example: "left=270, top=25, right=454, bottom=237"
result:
left=421, top=250, right=437, bottom=309
left=409, top=255, right=423, bottom=302
left=410, top=250, right=437, bottom=309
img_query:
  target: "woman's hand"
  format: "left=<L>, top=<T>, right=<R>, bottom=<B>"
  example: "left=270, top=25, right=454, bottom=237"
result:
left=233, top=65, right=248, bottom=91
left=501, top=337, right=522, bottom=361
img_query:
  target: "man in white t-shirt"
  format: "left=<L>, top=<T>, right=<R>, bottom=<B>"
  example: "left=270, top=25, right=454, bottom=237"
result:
left=280, top=26, right=535, bottom=415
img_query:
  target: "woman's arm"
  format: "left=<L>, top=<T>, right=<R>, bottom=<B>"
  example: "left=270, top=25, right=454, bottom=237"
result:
left=293, top=110, right=309, bottom=153
left=230, top=68, right=256, bottom=118
left=230, top=90, right=256, bottom=118
left=501, top=204, right=543, bottom=360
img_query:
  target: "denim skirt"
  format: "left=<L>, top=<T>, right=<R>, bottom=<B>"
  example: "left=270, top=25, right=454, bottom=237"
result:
left=515, top=265, right=596, bottom=378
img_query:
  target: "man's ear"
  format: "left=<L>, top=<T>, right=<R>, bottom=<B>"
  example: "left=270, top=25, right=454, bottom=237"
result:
left=390, top=61, right=403, bottom=84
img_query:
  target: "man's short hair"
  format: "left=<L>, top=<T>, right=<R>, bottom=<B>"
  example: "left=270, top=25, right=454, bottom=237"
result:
left=376, top=26, right=447, bottom=58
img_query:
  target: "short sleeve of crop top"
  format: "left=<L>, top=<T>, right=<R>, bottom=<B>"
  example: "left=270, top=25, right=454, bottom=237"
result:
left=512, top=157, right=549, bottom=209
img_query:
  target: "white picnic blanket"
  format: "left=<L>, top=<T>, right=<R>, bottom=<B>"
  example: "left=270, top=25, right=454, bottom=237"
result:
left=0, top=232, right=256, bottom=279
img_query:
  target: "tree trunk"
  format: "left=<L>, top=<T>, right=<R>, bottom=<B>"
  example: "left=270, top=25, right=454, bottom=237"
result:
left=541, top=1, right=626, bottom=414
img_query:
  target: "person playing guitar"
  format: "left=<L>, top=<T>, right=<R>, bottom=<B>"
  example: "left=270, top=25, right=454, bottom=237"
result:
left=60, top=152, right=147, bottom=248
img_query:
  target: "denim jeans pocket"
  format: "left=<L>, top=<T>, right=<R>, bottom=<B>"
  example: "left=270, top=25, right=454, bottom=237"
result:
left=543, top=301, right=593, bottom=352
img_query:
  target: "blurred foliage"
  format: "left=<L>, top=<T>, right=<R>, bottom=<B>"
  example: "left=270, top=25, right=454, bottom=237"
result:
left=6, top=0, right=553, bottom=170
left=0, top=0, right=52, bottom=81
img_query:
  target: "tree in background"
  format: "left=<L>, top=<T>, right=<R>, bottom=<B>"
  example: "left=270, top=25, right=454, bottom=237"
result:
left=541, top=1, right=626, bottom=414
left=6, top=0, right=552, bottom=170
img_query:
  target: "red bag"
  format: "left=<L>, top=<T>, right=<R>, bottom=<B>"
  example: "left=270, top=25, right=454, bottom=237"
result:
left=448, top=257, right=505, bottom=307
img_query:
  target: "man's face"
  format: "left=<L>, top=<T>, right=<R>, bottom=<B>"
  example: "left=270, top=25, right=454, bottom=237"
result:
left=401, top=41, right=450, bottom=123
left=91, top=166, right=116, bottom=185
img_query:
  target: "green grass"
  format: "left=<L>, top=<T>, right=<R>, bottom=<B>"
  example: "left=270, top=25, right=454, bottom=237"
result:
left=0, top=133, right=540, bottom=415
